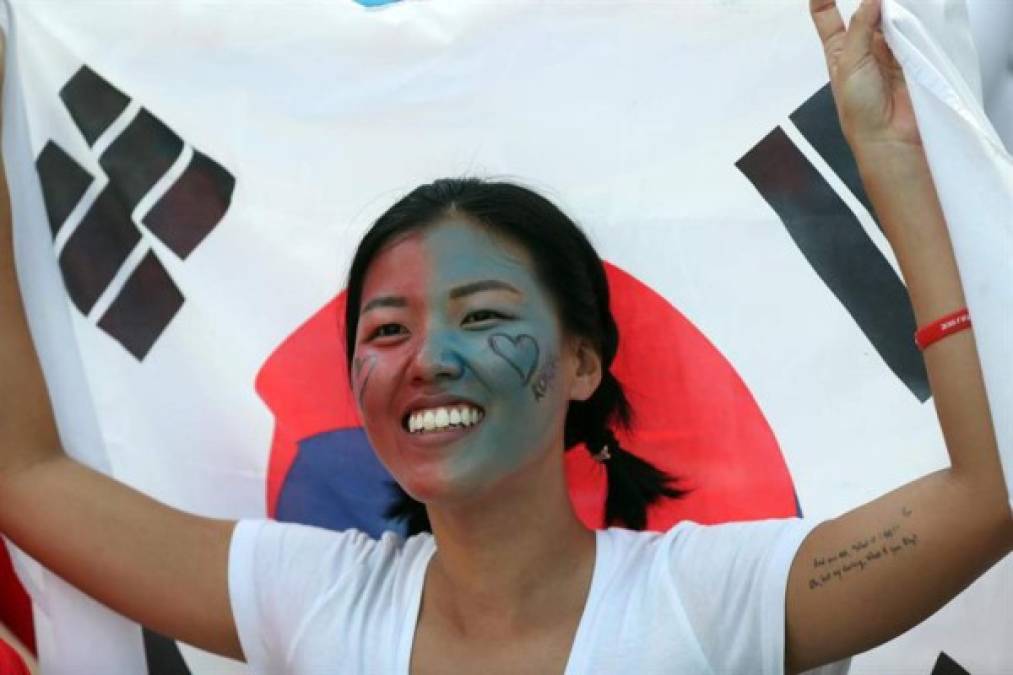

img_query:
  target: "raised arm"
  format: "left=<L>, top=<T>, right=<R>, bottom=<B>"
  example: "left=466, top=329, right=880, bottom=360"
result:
left=0, top=38, right=242, bottom=660
left=787, top=1, right=1013, bottom=671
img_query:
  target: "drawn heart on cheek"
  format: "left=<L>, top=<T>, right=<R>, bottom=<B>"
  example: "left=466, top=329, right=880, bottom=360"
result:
left=489, top=333, right=540, bottom=385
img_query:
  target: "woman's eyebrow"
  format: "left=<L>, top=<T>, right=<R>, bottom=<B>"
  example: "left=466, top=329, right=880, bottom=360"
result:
left=360, top=296, right=407, bottom=314
left=448, top=279, right=522, bottom=300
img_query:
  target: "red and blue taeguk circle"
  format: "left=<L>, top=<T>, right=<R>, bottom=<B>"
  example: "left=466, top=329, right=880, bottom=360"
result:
left=255, top=262, right=799, bottom=536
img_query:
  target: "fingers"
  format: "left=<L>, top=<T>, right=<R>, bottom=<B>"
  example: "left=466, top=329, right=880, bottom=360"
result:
left=843, top=0, right=882, bottom=60
left=809, top=0, right=847, bottom=49
left=810, top=0, right=884, bottom=76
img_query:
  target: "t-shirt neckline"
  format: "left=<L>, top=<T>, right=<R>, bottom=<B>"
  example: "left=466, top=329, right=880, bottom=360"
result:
left=396, top=529, right=607, bottom=675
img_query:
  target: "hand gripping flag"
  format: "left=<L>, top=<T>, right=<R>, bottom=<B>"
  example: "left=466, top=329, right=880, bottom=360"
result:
left=0, top=0, right=1010, bottom=673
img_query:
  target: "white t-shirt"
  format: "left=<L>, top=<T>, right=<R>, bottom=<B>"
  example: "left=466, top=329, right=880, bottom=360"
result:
left=229, top=518, right=851, bottom=674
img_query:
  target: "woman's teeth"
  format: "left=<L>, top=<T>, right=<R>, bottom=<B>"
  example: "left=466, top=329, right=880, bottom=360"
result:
left=408, top=405, right=484, bottom=434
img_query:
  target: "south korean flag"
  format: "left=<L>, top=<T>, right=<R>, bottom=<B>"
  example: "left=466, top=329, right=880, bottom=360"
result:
left=0, top=0, right=1010, bottom=673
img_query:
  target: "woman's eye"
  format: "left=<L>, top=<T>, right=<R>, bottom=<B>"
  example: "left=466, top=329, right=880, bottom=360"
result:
left=368, top=323, right=406, bottom=340
left=463, top=310, right=507, bottom=325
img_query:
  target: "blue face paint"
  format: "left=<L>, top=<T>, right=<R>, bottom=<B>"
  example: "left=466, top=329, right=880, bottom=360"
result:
left=353, top=219, right=569, bottom=505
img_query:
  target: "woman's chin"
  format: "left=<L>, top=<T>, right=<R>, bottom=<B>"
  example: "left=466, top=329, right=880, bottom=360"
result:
left=398, top=467, right=489, bottom=507
left=396, top=466, right=456, bottom=503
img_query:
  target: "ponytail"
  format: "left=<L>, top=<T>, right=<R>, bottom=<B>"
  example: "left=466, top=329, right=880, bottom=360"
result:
left=569, top=371, right=686, bottom=531
left=590, top=423, right=686, bottom=530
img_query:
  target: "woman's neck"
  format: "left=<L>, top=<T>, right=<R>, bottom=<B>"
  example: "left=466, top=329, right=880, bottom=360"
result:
left=422, top=456, right=596, bottom=637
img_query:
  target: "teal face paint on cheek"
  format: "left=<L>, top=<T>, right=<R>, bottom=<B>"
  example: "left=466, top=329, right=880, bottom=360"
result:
left=417, top=221, right=567, bottom=494
left=355, top=220, right=568, bottom=504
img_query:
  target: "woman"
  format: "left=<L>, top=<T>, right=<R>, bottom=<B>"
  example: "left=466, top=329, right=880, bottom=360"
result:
left=0, top=0, right=1009, bottom=672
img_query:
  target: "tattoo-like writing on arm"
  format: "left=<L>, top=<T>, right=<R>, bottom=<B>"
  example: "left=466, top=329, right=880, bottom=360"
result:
left=807, top=506, right=918, bottom=590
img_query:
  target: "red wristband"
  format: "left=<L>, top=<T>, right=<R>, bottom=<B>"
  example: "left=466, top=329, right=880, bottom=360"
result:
left=914, top=308, right=971, bottom=351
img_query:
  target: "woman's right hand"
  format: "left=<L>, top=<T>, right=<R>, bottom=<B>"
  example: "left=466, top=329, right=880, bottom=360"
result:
left=0, top=38, right=243, bottom=661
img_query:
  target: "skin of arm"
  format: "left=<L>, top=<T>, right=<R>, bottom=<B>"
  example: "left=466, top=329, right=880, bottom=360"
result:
left=787, top=1, right=1013, bottom=672
left=0, top=38, right=243, bottom=661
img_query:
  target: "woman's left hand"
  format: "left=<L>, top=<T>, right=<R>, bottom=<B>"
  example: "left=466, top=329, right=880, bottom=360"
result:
left=810, top=0, right=922, bottom=153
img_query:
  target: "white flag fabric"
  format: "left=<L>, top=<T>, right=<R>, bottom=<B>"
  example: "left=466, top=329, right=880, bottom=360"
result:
left=1, top=0, right=1010, bottom=673
left=883, top=0, right=1013, bottom=505
left=967, top=0, right=1013, bottom=150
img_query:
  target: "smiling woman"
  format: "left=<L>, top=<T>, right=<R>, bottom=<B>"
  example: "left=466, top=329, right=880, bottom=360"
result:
left=226, top=177, right=830, bottom=674
left=343, top=178, right=684, bottom=534
left=0, top=0, right=1010, bottom=674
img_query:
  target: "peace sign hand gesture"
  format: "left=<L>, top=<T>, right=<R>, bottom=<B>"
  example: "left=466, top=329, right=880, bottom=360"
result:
left=810, top=0, right=922, bottom=153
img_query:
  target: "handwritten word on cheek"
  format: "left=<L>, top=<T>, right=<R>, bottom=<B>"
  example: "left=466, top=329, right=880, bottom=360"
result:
left=531, top=357, right=558, bottom=402
left=808, top=507, right=918, bottom=590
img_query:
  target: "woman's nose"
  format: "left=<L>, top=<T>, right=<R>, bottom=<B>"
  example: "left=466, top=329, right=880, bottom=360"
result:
left=409, top=331, right=465, bottom=383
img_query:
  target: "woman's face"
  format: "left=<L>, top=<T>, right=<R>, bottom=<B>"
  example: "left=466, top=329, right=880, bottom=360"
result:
left=352, top=218, right=579, bottom=505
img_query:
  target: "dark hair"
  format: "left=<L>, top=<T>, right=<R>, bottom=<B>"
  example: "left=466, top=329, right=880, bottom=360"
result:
left=344, top=178, right=686, bottom=533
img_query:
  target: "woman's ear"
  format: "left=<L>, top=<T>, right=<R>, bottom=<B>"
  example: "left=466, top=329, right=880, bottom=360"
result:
left=568, top=336, right=602, bottom=402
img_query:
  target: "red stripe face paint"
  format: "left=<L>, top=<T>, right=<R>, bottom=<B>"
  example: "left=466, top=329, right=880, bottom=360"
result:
left=353, top=218, right=572, bottom=506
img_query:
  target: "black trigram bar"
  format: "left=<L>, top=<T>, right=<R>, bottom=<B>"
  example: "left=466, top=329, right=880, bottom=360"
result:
left=144, top=150, right=236, bottom=259
left=100, top=108, right=184, bottom=212
left=931, top=652, right=970, bottom=675
left=142, top=627, right=193, bottom=675
left=59, top=66, right=130, bottom=146
left=737, top=126, right=929, bottom=401
left=42, top=64, right=237, bottom=360
left=59, top=185, right=141, bottom=315
left=35, top=141, right=93, bottom=237
left=790, top=84, right=878, bottom=229
left=97, top=251, right=184, bottom=360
